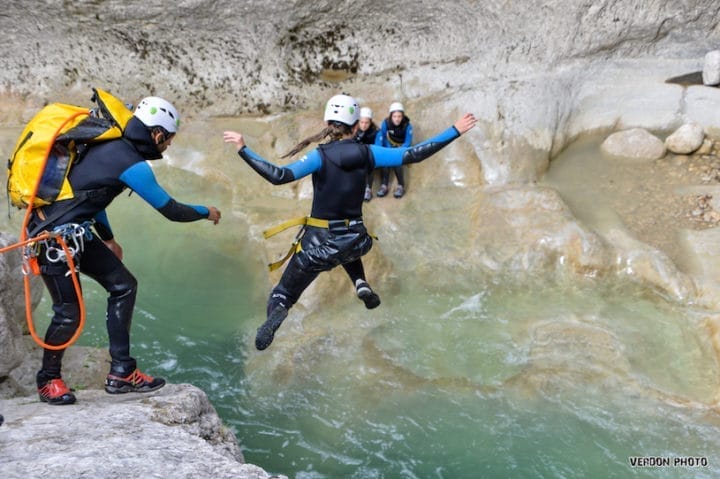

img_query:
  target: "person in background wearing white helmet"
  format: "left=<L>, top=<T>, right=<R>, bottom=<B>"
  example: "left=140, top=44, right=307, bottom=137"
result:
left=374, top=102, right=413, bottom=198
left=223, top=94, right=476, bottom=350
left=353, top=106, right=379, bottom=201
left=29, top=96, right=222, bottom=405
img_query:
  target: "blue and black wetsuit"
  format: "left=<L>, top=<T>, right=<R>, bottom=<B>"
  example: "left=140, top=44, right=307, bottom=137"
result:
left=31, top=117, right=211, bottom=384
left=237, top=123, right=461, bottom=341
left=375, top=115, right=413, bottom=192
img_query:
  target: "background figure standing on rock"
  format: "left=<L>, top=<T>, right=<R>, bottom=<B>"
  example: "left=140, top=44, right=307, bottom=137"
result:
left=354, top=107, right=379, bottom=201
left=31, top=96, right=221, bottom=405
left=374, top=102, right=413, bottom=198
left=223, top=93, right=476, bottom=350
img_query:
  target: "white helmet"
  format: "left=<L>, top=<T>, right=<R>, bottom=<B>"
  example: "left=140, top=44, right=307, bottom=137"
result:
left=388, top=102, right=404, bottom=114
left=324, top=94, right=359, bottom=126
left=359, top=107, right=373, bottom=119
left=134, top=96, right=180, bottom=133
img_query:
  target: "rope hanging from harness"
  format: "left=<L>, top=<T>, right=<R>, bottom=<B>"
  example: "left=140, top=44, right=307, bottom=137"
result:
left=0, top=227, right=87, bottom=350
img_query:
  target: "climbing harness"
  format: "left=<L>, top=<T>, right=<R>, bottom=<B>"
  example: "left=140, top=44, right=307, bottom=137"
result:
left=262, top=216, right=373, bottom=272
left=0, top=227, right=86, bottom=351
left=42, top=221, right=93, bottom=267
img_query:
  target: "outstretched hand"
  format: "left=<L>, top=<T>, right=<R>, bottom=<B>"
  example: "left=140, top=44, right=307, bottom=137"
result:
left=207, top=206, right=222, bottom=225
left=454, top=113, right=477, bottom=135
left=223, top=131, right=246, bottom=151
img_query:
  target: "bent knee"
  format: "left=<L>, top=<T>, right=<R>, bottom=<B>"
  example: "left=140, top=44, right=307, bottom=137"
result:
left=106, top=269, right=138, bottom=297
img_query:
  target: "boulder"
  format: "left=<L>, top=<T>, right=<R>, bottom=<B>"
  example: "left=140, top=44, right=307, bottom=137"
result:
left=665, top=122, right=705, bottom=154
left=703, top=50, right=720, bottom=86
left=600, top=128, right=666, bottom=160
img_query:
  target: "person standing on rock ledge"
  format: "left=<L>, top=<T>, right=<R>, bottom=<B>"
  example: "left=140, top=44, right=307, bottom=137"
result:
left=31, top=97, right=222, bottom=405
left=223, top=93, right=476, bottom=350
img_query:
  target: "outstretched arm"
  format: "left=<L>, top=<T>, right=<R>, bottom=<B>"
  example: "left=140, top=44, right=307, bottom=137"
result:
left=119, top=162, right=221, bottom=224
left=371, top=113, right=477, bottom=168
left=223, top=131, right=322, bottom=183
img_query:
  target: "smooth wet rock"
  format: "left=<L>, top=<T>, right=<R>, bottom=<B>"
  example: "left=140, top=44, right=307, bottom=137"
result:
left=600, top=128, right=666, bottom=160
left=665, top=122, right=705, bottom=154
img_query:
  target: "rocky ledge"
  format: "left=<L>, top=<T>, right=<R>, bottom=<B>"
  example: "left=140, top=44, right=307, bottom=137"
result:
left=0, top=383, right=283, bottom=479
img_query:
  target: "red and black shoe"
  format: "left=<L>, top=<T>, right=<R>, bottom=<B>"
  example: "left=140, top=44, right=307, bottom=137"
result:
left=38, top=378, right=76, bottom=405
left=104, top=369, right=166, bottom=394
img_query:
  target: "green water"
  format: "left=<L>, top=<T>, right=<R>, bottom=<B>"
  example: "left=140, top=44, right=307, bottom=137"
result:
left=13, top=153, right=720, bottom=478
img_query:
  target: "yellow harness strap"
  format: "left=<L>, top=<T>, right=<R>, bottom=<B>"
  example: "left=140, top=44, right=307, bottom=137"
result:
left=263, top=216, right=375, bottom=272
left=262, top=216, right=329, bottom=239
left=267, top=242, right=302, bottom=272
left=264, top=216, right=328, bottom=272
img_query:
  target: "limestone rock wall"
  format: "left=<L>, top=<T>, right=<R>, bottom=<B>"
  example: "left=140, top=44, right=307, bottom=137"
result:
left=0, top=0, right=717, bottom=116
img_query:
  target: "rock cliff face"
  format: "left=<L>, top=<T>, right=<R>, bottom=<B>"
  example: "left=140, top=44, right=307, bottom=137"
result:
left=0, top=1, right=717, bottom=116
left=0, top=233, right=43, bottom=383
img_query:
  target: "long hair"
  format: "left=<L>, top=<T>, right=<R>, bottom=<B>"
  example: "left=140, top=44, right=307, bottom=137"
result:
left=280, top=122, right=354, bottom=159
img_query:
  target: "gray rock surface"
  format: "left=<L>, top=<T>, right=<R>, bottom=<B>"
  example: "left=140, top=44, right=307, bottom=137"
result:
left=665, top=122, right=705, bottom=154
left=0, top=384, right=284, bottom=479
left=703, top=50, right=720, bottom=85
left=0, top=0, right=718, bottom=117
left=600, top=128, right=666, bottom=160
left=0, top=232, right=43, bottom=378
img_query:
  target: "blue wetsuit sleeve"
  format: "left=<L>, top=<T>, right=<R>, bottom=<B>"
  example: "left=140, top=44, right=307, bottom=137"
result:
left=286, top=150, right=323, bottom=179
left=403, top=122, right=413, bottom=148
left=119, top=162, right=209, bottom=222
left=93, top=210, right=114, bottom=241
left=370, top=125, right=461, bottom=167
left=369, top=145, right=405, bottom=167
left=238, top=146, right=322, bottom=183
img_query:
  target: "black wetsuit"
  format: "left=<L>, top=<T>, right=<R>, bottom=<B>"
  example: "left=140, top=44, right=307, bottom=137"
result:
left=31, top=117, right=210, bottom=384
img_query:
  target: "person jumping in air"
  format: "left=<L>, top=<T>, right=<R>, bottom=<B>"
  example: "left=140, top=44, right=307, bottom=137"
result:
left=223, top=94, right=476, bottom=350
left=31, top=96, right=221, bottom=405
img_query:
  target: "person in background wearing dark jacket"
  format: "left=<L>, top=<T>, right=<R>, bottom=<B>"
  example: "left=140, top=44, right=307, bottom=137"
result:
left=354, top=107, right=379, bottom=202
left=223, top=93, right=476, bottom=350
left=374, top=102, right=413, bottom=198
left=31, top=96, right=222, bottom=405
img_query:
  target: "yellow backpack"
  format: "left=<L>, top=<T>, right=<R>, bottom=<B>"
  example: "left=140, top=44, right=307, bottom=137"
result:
left=6, top=88, right=134, bottom=209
